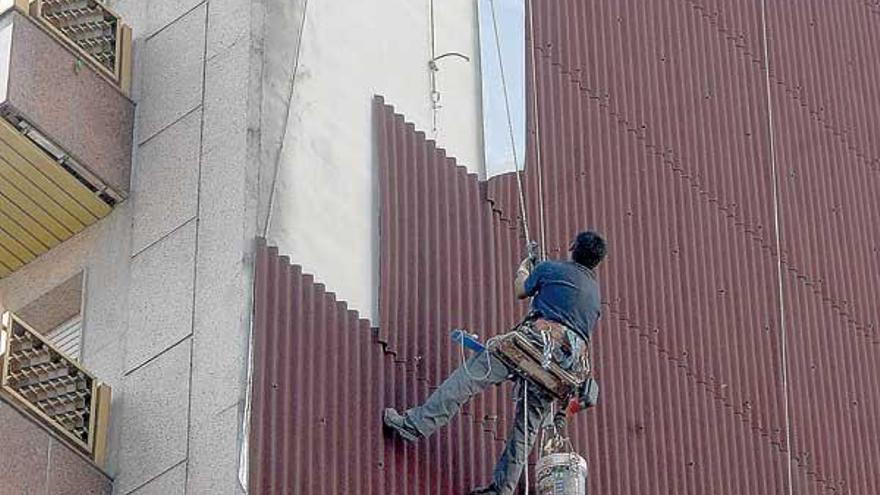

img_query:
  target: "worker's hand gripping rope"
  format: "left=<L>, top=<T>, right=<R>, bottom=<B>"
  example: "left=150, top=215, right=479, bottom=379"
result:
left=527, top=240, right=542, bottom=263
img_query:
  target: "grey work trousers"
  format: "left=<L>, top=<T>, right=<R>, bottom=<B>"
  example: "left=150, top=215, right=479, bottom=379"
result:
left=406, top=350, right=555, bottom=495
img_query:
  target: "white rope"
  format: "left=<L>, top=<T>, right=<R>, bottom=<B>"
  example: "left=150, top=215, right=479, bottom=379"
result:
left=526, top=0, right=548, bottom=255
left=460, top=336, right=493, bottom=381
left=489, top=2, right=552, bottom=490
left=523, top=379, right=529, bottom=492
left=759, top=2, right=794, bottom=494
left=489, top=0, right=531, bottom=243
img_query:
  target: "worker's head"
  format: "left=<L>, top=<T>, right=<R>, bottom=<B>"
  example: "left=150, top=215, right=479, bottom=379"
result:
left=569, top=230, right=606, bottom=269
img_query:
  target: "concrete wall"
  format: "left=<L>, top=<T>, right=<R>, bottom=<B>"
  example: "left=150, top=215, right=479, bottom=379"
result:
left=0, top=0, right=256, bottom=492
left=261, top=0, right=484, bottom=322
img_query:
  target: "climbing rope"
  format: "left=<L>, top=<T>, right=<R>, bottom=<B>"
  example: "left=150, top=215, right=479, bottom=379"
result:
left=489, top=0, right=555, bottom=490
left=489, top=0, right=531, bottom=245
left=526, top=0, right=548, bottom=256
left=489, top=0, right=549, bottom=262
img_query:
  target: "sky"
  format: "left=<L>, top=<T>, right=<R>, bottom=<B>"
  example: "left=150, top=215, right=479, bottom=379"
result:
left=479, top=0, right=526, bottom=178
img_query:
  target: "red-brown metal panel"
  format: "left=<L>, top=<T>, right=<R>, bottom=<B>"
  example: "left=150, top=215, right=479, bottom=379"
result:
left=499, top=1, right=792, bottom=492
left=767, top=2, right=880, bottom=493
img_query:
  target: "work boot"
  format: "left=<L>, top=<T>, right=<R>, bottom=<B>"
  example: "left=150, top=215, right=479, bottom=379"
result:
left=467, top=484, right=498, bottom=495
left=382, top=408, right=421, bottom=443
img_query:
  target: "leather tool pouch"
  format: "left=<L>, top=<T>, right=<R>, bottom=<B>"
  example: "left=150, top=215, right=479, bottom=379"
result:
left=488, top=320, right=589, bottom=401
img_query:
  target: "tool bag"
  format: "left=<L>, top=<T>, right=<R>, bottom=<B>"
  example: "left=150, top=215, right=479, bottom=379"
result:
left=487, top=318, right=592, bottom=402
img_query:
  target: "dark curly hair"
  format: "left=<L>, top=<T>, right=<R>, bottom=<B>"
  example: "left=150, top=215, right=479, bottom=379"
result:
left=570, top=231, right=607, bottom=269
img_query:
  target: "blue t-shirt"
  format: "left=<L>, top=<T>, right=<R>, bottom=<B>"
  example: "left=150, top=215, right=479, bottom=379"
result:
left=524, top=260, right=601, bottom=341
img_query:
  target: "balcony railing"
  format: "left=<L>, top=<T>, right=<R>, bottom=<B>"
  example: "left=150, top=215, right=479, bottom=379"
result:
left=0, top=3, right=134, bottom=279
left=0, top=311, right=111, bottom=465
left=20, top=0, right=132, bottom=93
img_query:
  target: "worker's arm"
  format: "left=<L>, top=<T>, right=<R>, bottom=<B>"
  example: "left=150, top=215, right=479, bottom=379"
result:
left=514, top=258, right=535, bottom=299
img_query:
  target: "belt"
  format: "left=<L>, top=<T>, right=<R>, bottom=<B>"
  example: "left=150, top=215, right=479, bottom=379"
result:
left=531, top=318, right=579, bottom=352
left=520, top=318, right=590, bottom=377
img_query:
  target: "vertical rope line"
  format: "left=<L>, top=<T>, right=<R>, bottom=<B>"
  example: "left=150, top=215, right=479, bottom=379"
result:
left=527, top=0, right=548, bottom=255
left=760, top=2, right=794, bottom=493
left=523, top=379, right=529, bottom=491
left=489, top=0, right=531, bottom=242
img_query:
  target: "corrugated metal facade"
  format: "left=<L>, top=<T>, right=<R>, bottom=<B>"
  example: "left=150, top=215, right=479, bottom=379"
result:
left=251, top=2, right=880, bottom=493
left=768, top=3, right=880, bottom=493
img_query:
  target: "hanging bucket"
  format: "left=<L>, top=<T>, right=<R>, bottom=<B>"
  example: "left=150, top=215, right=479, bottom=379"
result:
left=535, top=452, right=588, bottom=495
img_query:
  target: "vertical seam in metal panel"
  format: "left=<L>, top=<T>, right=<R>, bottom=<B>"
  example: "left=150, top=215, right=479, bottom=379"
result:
left=759, top=2, right=793, bottom=494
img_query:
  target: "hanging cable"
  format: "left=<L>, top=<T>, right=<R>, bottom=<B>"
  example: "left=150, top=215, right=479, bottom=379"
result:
left=489, top=0, right=531, bottom=244
left=526, top=0, right=548, bottom=257
left=759, top=1, right=793, bottom=493
left=523, top=378, right=529, bottom=491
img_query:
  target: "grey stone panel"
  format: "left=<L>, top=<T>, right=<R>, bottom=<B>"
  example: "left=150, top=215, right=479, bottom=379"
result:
left=137, top=4, right=207, bottom=143
left=115, top=339, right=191, bottom=495
left=81, top=202, right=133, bottom=361
left=0, top=400, right=50, bottom=494
left=206, top=0, right=250, bottom=61
left=202, top=39, right=248, bottom=158
left=190, top=37, right=250, bottom=418
left=132, top=109, right=202, bottom=255
left=46, top=438, right=112, bottom=495
left=125, top=220, right=196, bottom=374
left=146, top=0, right=206, bottom=38
left=81, top=340, right=125, bottom=478
left=187, top=36, right=253, bottom=495
left=127, top=461, right=186, bottom=495
left=186, top=403, right=245, bottom=494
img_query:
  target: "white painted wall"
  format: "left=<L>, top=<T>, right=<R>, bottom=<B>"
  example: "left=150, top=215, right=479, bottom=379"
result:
left=265, top=0, right=484, bottom=323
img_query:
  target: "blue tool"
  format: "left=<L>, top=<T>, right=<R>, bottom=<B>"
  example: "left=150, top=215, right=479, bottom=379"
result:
left=450, top=328, right=486, bottom=353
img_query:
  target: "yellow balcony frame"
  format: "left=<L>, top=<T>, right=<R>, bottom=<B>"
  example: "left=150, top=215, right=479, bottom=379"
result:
left=0, top=118, right=112, bottom=279
left=0, top=311, right=111, bottom=465
left=21, top=0, right=133, bottom=94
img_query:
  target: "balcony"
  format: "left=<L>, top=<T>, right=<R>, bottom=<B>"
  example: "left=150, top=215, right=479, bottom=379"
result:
left=0, top=0, right=133, bottom=279
left=0, top=311, right=111, bottom=465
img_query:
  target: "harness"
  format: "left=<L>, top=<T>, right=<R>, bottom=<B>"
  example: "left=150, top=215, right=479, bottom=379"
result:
left=487, top=316, right=590, bottom=402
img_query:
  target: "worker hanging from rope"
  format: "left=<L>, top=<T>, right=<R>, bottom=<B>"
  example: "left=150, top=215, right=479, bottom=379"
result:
left=383, top=230, right=606, bottom=495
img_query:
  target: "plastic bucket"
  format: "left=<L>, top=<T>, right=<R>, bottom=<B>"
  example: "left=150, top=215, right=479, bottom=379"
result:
left=535, top=452, right=588, bottom=495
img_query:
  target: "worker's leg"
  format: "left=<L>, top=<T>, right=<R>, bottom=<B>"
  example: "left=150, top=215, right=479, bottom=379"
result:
left=404, top=351, right=511, bottom=438
left=491, top=382, right=553, bottom=495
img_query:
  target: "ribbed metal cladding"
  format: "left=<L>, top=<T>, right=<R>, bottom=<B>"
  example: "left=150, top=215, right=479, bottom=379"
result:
left=767, top=2, right=880, bottom=493
left=252, top=240, right=384, bottom=493
left=251, top=2, right=880, bottom=492
left=375, top=95, right=532, bottom=493
left=483, top=0, right=878, bottom=493
left=376, top=53, right=790, bottom=492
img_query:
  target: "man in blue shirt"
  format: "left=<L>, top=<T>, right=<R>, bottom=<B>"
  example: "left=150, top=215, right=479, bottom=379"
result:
left=383, top=230, right=606, bottom=495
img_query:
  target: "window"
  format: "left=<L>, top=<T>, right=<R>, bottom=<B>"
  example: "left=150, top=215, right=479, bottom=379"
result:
left=14, top=272, right=84, bottom=360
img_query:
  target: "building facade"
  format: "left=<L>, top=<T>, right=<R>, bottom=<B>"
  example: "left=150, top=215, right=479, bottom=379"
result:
left=2, top=0, right=880, bottom=494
